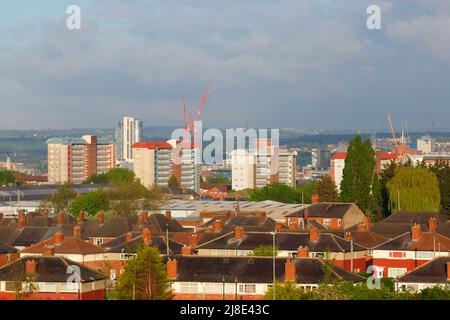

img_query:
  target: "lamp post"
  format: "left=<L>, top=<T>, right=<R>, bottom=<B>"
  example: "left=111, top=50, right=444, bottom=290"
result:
left=270, top=231, right=276, bottom=300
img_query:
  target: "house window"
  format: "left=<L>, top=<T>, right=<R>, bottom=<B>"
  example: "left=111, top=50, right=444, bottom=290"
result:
left=338, top=219, right=342, bottom=226
left=180, top=282, right=198, bottom=293
left=416, top=252, right=433, bottom=260
left=120, top=253, right=137, bottom=261
left=203, top=283, right=223, bottom=294
left=238, top=284, right=256, bottom=294
left=60, top=282, right=78, bottom=292
left=5, top=281, right=22, bottom=292
left=95, top=238, right=104, bottom=246
left=110, top=269, right=117, bottom=280
left=323, top=219, right=331, bottom=227
left=388, top=268, right=407, bottom=278
left=389, top=252, right=406, bottom=259
left=38, top=282, right=57, bottom=292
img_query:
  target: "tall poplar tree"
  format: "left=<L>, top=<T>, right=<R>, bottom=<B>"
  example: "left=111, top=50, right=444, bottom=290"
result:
left=340, top=135, right=378, bottom=214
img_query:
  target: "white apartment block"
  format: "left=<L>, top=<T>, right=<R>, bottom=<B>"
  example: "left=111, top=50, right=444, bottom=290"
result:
left=115, top=116, right=143, bottom=163
left=231, top=147, right=297, bottom=191
left=47, top=135, right=116, bottom=184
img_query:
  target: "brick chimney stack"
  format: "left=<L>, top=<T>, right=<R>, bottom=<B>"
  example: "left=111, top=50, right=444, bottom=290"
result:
left=143, top=227, right=152, bottom=245
left=309, top=227, right=319, bottom=242
left=205, top=226, right=214, bottom=233
left=0, top=212, right=3, bottom=221
left=25, top=259, right=38, bottom=276
left=54, top=231, right=65, bottom=245
left=56, top=212, right=64, bottom=226
left=311, top=194, right=320, bottom=204
left=165, top=210, right=172, bottom=220
left=97, top=212, right=105, bottom=225
left=126, top=232, right=133, bottom=243
left=447, top=262, right=450, bottom=281
left=275, top=222, right=282, bottom=232
left=214, top=220, right=223, bottom=233
left=142, top=211, right=148, bottom=222
left=284, top=258, right=296, bottom=282
left=297, top=246, right=309, bottom=258
left=428, top=217, right=437, bottom=232
left=235, top=226, right=244, bottom=240
left=167, top=258, right=178, bottom=279
left=344, top=232, right=353, bottom=242
left=182, top=245, right=192, bottom=256
left=18, top=211, right=27, bottom=228
left=73, top=225, right=81, bottom=239
left=190, top=233, right=198, bottom=248
left=78, top=211, right=86, bottom=223
left=43, top=245, right=55, bottom=256
left=363, top=216, right=371, bottom=230
left=411, top=223, right=422, bottom=241
left=41, top=208, right=49, bottom=219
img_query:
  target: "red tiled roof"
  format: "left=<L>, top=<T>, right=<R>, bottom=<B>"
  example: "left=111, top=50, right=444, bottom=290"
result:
left=21, top=236, right=104, bottom=255
left=132, top=142, right=173, bottom=149
left=331, top=152, right=347, bottom=160
left=377, top=151, right=396, bottom=160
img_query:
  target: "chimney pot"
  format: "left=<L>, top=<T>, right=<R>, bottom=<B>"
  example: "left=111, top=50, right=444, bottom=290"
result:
left=428, top=217, right=437, bottom=232
left=78, top=211, right=86, bottom=223
left=311, top=194, right=320, bottom=204
left=214, top=220, right=223, bottom=233
left=304, top=208, right=309, bottom=219
left=25, top=259, right=38, bottom=276
left=18, top=211, right=27, bottom=228
left=181, top=245, right=192, bottom=256
left=235, top=226, right=244, bottom=240
left=275, top=222, right=283, bottom=232
left=411, top=223, right=422, bottom=241
left=165, top=210, right=172, bottom=220
left=167, top=258, right=178, bottom=279
left=56, top=212, right=64, bottom=226
left=54, top=231, right=65, bottom=245
left=190, top=233, right=198, bottom=248
left=297, top=246, right=309, bottom=258
left=43, top=244, right=55, bottom=256
left=344, top=232, right=353, bottom=242
left=73, top=225, right=81, bottom=239
left=126, top=232, right=133, bottom=243
left=284, top=258, right=296, bottom=282
left=143, top=227, right=152, bottom=245
left=97, top=212, right=105, bottom=225
left=310, top=227, right=319, bottom=242
left=41, top=209, right=49, bottom=219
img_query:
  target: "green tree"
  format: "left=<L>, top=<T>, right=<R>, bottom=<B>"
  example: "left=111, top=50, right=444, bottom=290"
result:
left=0, top=170, right=23, bottom=186
left=116, top=246, right=172, bottom=300
left=387, top=167, right=440, bottom=212
left=316, top=175, right=338, bottom=202
left=297, top=181, right=319, bottom=204
left=167, top=175, right=180, bottom=188
left=379, top=161, right=398, bottom=217
left=340, top=135, right=377, bottom=214
left=250, top=245, right=278, bottom=257
left=205, top=176, right=231, bottom=184
left=250, top=183, right=303, bottom=204
left=264, top=281, right=313, bottom=300
left=415, top=286, right=450, bottom=300
left=43, top=182, right=76, bottom=212
left=70, top=189, right=109, bottom=217
left=85, top=168, right=135, bottom=184
left=430, top=158, right=450, bottom=214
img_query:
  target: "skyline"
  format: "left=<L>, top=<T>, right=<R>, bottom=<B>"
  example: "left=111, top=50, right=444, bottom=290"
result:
left=1, top=1, right=450, bottom=130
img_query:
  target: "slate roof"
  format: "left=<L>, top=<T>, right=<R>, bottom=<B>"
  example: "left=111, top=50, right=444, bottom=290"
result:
left=397, top=257, right=450, bottom=284
left=349, top=231, right=389, bottom=249
left=197, top=231, right=366, bottom=253
left=105, top=233, right=183, bottom=255
left=0, top=256, right=107, bottom=283
left=0, top=241, right=18, bottom=254
left=167, top=256, right=365, bottom=284
left=201, top=216, right=276, bottom=232
left=373, top=232, right=450, bottom=251
left=436, top=221, right=450, bottom=238
left=287, top=203, right=355, bottom=218
left=21, top=235, right=104, bottom=255
left=380, top=211, right=448, bottom=226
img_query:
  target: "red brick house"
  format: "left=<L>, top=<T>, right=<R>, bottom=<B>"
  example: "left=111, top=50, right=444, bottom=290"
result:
left=0, top=256, right=107, bottom=300
left=285, top=202, right=366, bottom=230
left=166, top=255, right=364, bottom=300
left=395, top=256, right=450, bottom=292
left=195, top=227, right=368, bottom=273
left=0, top=242, right=19, bottom=267
left=200, top=183, right=231, bottom=199
left=372, top=221, right=450, bottom=279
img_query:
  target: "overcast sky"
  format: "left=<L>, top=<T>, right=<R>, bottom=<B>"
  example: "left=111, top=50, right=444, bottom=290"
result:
left=1, top=0, right=450, bottom=131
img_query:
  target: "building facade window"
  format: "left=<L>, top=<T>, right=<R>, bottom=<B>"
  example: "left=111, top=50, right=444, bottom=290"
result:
left=388, top=268, right=407, bottom=278
left=238, top=284, right=256, bottom=294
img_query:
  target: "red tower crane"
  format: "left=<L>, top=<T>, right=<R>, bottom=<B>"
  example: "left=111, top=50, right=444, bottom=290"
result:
left=182, top=87, right=211, bottom=147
